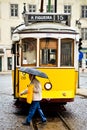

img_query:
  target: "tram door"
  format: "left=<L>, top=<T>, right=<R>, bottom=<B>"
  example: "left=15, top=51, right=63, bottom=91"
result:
left=0, top=57, right=2, bottom=71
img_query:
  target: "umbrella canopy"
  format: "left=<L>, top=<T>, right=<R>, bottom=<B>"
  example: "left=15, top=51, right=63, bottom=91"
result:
left=19, top=67, right=48, bottom=79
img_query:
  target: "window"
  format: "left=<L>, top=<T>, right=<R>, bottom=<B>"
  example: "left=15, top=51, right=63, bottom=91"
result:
left=0, top=49, right=4, bottom=53
left=81, top=28, right=87, bottom=40
left=10, top=4, right=18, bottom=16
left=0, top=57, right=2, bottom=71
left=40, top=38, right=57, bottom=67
left=60, top=39, right=74, bottom=66
left=28, top=4, right=36, bottom=12
left=22, top=38, right=37, bottom=66
left=8, top=57, right=12, bottom=70
left=64, top=5, right=71, bottom=13
left=46, top=5, right=54, bottom=12
left=81, top=6, right=87, bottom=18
left=86, top=53, right=87, bottom=59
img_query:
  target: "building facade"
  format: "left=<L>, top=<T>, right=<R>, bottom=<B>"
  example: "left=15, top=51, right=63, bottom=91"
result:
left=0, top=0, right=87, bottom=72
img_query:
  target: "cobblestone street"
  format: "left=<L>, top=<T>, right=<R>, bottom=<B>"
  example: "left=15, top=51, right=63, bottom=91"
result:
left=0, top=73, right=87, bottom=130
left=0, top=74, right=33, bottom=130
left=0, top=0, right=87, bottom=129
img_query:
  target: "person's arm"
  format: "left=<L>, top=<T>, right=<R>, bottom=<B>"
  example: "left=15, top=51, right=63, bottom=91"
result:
left=20, top=88, right=28, bottom=96
left=33, top=85, right=41, bottom=93
left=33, top=89, right=39, bottom=93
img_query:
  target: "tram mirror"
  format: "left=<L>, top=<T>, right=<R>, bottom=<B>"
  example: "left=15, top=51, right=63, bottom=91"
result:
left=11, top=43, right=16, bottom=54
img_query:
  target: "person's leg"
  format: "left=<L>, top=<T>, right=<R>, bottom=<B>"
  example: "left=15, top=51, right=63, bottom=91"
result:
left=37, top=102, right=47, bottom=122
left=26, top=101, right=39, bottom=123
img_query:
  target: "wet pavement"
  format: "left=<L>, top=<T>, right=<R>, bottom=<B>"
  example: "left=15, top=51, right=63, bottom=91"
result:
left=0, top=74, right=33, bottom=130
left=76, top=70, right=87, bottom=97
left=63, top=95, right=87, bottom=130
left=0, top=72, right=87, bottom=130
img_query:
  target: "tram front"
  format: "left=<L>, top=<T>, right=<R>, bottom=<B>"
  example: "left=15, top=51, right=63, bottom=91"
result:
left=11, top=13, right=79, bottom=103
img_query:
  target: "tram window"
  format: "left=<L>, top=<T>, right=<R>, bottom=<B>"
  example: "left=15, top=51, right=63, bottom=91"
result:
left=22, top=39, right=36, bottom=66
left=40, top=39, right=57, bottom=67
left=40, top=49, right=56, bottom=64
left=60, top=39, right=74, bottom=66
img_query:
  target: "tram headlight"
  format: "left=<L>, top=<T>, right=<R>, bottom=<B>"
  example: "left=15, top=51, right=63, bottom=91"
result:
left=44, top=82, right=52, bottom=90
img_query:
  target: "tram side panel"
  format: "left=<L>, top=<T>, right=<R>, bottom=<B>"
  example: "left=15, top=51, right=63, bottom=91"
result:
left=19, top=71, right=30, bottom=100
left=12, top=69, right=19, bottom=98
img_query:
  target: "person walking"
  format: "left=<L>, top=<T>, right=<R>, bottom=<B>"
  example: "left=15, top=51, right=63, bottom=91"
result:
left=20, top=74, right=47, bottom=126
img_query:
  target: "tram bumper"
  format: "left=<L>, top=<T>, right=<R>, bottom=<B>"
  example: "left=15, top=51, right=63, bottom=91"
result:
left=42, top=90, right=75, bottom=103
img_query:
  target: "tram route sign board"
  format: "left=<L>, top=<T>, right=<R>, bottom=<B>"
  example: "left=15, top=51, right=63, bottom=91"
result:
left=28, top=14, right=54, bottom=22
left=24, top=13, right=70, bottom=25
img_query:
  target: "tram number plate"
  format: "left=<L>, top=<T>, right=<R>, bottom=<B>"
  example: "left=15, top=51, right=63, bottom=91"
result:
left=55, top=15, right=68, bottom=21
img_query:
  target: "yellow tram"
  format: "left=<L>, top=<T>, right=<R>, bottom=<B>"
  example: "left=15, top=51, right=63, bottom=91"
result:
left=11, top=13, right=79, bottom=104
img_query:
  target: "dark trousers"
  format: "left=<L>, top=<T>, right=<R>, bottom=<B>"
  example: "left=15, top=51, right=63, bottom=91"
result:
left=26, top=101, right=46, bottom=123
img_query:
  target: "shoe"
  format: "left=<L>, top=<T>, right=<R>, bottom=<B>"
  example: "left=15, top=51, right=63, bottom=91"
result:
left=42, top=120, right=47, bottom=124
left=38, top=120, right=47, bottom=125
left=22, top=122, right=30, bottom=126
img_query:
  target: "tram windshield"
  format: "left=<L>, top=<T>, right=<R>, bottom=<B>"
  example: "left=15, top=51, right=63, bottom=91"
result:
left=20, top=38, right=74, bottom=67
left=40, top=38, right=57, bottom=67
left=60, top=39, right=74, bottom=66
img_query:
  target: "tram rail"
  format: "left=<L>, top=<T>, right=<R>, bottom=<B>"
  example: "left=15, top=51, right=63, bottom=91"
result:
left=57, top=112, right=73, bottom=130
left=31, top=110, right=73, bottom=130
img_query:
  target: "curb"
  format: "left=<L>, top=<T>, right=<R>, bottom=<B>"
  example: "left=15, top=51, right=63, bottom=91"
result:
left=76, top=93, right=87, bottom=98
left=0, top=71, right=11, bottom=74
left=76, top=88, right=87, bottom=98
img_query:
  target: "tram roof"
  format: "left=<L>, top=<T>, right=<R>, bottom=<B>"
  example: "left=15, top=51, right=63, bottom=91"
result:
left=13, top=22, right=77, bottom=34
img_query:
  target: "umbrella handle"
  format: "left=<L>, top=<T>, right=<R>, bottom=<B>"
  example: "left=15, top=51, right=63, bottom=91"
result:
left=48, top=78, right=51, bottom=83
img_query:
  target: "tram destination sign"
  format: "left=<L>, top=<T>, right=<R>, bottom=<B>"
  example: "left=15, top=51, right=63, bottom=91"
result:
left=25, top=13, right=69, bottom=23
